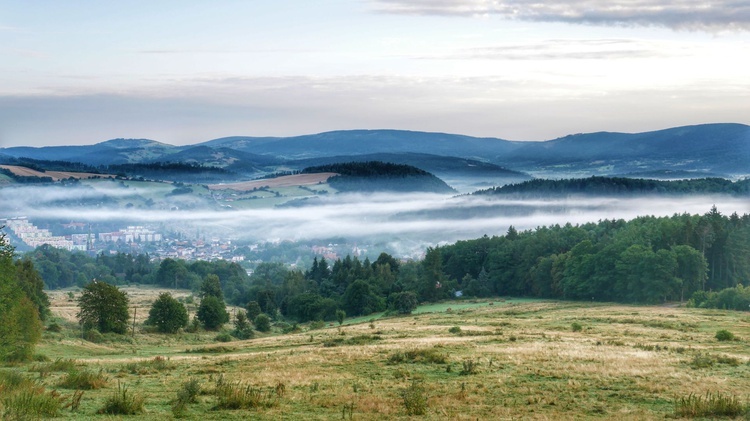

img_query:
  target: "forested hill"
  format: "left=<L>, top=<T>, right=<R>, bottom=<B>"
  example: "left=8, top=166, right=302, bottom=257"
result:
left=474, top=176, right=750, bottom=197
left=302, top=161, right=456, bottom=193
left=436, top=208, right=750, bottom=303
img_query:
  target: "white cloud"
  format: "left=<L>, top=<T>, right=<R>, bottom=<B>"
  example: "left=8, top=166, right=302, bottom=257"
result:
left=373, top=0, right=750, bottom=31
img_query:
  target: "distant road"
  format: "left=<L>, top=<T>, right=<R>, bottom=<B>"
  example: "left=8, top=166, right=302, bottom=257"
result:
left=208, top=172, right=337, bottom=191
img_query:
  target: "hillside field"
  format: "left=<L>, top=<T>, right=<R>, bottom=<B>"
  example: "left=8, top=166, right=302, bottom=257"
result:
left=2, top=290, right=749, bottom=420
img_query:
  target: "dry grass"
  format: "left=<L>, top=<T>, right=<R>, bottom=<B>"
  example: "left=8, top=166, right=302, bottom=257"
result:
left=0, top=165, right=114, bottom=181
left=20, top=298, right=750, bottom=419
left=208, top=173, right=337, bottom=191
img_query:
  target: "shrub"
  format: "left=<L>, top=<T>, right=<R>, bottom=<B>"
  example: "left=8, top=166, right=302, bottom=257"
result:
left=83, top=329, right=104, bottom=343
left=401, top=380, right=427, bottom=415
left=715, top=330, right=735, bottom=341
left=460, top=359, right=480, bottom=375
left=448, top=326, right=462, bottom=334
left=675, top=392, right=746, bottom=418
left=215, top=332, right=233, bottom=342
left=689, top=353, right=715, bottom=369
left=46, top=322, right=62, bottom=333
left=172, top=378, right=202, bottom=418
left=58, top=369, right=108, bottom=390
left=309, top=320, right=326, bottom=330
left=97, top=382, right=145, bottom=415
left=254, top=314, right=271, bottom=332
left=571, top=322, right=583, bottom=332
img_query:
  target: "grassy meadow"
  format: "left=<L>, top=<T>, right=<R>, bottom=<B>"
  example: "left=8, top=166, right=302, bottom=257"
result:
left=3, top=290, right=750, bottom=420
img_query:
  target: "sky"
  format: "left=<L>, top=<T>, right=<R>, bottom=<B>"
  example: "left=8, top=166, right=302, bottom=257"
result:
left=1, top=0, right=749, bottom=147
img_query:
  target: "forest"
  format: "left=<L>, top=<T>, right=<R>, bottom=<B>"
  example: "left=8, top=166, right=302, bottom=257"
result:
left=475, top=176, right=750, bottom=197
left=24, top=207, right=750, bottom=324
left=302, top=161, right=456, bottom=193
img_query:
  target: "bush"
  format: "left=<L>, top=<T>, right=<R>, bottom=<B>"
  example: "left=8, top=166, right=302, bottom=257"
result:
left=309, top=320, right=326, bottom=330
left=97, top=382, right=144, bottom=415
left=571, top=322, right=583, bottom=332
left=215, top=332, right=233, bottom=342
left=675, top=392, right=746, bottom=418
left=401, top=380, right=427, bottom=415
left=460, top=359, right=480, bottom=375
left=715, top=330, right=735, bottom=341
left=83, top=329, right=104, bottom=343
left=46, top=322, right=62, bottom=333
left=448, top=326, right=462, bottom=334
left=172, top=378, right=202, bottom=418
left=254, top=314, right=271, bottom=332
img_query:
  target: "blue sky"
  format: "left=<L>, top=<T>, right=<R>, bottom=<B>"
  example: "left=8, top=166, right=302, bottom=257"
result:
left=1, top=0, right=748, bottom=147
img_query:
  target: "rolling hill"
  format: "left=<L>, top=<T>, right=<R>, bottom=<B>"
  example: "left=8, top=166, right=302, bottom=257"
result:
left=1, top=123, right=747, bottom=179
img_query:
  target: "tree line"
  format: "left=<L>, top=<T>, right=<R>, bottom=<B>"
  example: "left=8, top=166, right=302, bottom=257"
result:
left=0, top=234, right=49, bottom=362
left=437, top=207, right=749, bottom=303
left=474, top=176, right=750, bottom=197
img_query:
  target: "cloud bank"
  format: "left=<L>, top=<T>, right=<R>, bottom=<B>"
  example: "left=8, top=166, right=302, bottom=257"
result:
left=373, top=0, right=750, bottom=31
left=2, top=185, right=747, bottom=253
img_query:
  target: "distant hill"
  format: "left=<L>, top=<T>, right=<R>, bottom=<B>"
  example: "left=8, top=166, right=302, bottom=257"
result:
left=197, top=130, right=521, bottom=160
left=303, top=161, right=457, bottom=194
left=1, top=123, right=747, bottom=179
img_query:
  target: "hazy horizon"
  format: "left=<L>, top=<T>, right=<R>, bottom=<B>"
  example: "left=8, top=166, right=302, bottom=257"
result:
left=2, top=1, right=749, bottom=148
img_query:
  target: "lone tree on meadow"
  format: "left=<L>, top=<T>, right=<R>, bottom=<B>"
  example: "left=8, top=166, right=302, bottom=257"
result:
left=145, top=292, right=188, bottom=333
left=196, top=274, right=229, bottom=330
left=77, top=280, right=130, bottom=334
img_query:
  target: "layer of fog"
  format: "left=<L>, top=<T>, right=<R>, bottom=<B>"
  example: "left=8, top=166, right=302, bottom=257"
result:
left=2, top=184, right=747, bottom=256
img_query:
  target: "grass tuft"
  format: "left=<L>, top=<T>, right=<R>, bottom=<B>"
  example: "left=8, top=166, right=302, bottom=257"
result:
left=97, top=382, right=145, bottom=415
left=58, top=369, right=108, bottom=390
left=213, top=375, right=280, bottom=410
left=387, top=348, right=447, bottom=365
left=675, top=392, right=746, bottom=418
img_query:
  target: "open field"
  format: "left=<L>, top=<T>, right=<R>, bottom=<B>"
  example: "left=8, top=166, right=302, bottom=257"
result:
left=0, top=165, right=115, bottom=181
left=3, top=296, right=750, bottom=419
left=208, top=173, right=337, bottom=191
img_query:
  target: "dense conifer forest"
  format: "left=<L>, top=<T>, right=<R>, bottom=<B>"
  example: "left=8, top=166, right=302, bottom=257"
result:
left=475, top=176, right=750, bottom=197
left=302, top=161, right=456, bottom=193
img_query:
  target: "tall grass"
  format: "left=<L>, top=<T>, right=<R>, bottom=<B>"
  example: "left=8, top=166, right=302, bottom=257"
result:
left=675, top=392, right=746, bottom=418
left=0, top=371, right=62, bottom=419
left=387, top=348, right=448, bottom=365
left=213, top=375, right=280, bottom=410
left=58, top=369, right=108, bottom=390
left=97, top=382, right=145, bottom=415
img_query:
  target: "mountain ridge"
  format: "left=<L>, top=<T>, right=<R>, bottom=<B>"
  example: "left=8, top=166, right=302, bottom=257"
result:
left=1, top=123, right=747, bottom=178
